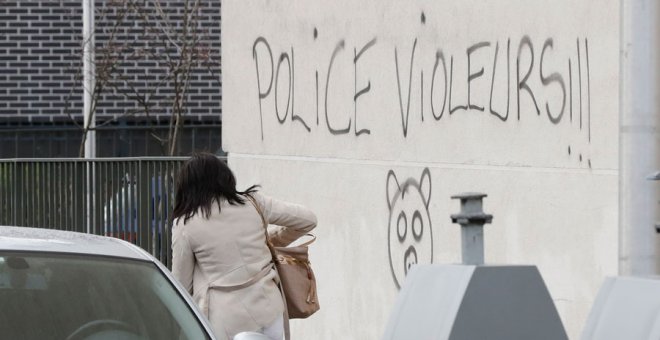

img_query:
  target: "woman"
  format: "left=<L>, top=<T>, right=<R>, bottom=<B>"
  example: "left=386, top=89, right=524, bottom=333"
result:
left=171, top=152, right=317, bottom=340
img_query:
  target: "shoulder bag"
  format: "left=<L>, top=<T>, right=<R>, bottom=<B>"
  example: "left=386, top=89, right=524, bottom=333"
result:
left=246, top=195, right=320, bottom=319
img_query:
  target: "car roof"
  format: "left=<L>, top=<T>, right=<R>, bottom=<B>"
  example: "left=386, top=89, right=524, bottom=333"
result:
left=0, top=226, right=151, bottom=261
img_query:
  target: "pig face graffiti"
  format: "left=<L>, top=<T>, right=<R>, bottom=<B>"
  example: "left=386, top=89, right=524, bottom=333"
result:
left=386, top=168, right=433, bottom=289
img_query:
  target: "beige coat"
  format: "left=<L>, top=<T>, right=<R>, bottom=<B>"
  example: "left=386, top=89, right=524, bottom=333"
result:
left=172, top=192, right=317, bottom=340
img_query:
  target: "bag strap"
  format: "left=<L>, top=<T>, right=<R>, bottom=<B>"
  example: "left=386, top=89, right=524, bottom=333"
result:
left=245, top=194, right=291, bottom=340
left=245, top=194, right=273, bottom=248
left=247, top=194, right=267, bottom=226
left=295, top=234, right=316, bottom=248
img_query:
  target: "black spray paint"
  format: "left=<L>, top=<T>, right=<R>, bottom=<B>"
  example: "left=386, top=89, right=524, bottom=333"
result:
left=386, top=168, right=433, bottom=289
left=354, top=38, right=377, bottom=136
left=251, top=35, right=592, bottom=147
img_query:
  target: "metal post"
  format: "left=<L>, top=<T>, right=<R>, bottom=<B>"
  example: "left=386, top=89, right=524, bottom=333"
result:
left=83, top=0, right=95, bottom=233
left=451, top=193, right=493, bottom=265
left=82, top=0, right=95, bottom=157
left=619, top=0, right=660, bottom=276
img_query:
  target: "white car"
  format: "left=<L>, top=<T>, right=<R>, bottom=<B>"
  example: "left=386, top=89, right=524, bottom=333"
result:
left=0, top=226, right=269, bottom=340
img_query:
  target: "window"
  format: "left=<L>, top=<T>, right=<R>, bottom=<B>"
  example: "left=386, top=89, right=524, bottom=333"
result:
left=0, top=252, right=210, bottom=340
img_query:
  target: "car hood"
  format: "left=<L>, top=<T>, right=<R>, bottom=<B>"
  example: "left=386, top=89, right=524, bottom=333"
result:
left=0, top=226, right=150, bottom=260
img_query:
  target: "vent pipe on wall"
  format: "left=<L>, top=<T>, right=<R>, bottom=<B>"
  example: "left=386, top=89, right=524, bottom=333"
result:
left=451, top=193, right=493, bottom=265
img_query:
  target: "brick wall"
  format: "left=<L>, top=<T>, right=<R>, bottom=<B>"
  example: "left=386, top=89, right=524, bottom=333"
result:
left=0, top=1, right=82, bottom=123
left=0, top=0, right=221, bottom=125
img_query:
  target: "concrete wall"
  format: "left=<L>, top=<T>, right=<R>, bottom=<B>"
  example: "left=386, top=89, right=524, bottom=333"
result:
left=222, top=0, right=619, bottom=338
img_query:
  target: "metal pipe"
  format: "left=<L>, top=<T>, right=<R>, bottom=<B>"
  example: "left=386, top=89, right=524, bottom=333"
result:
left=619, top=0, right=660, bottom=275
left=450, top=193, right=493, bottom=265
left=82, top=0, right=96, bottom=159
left=83, top=0, right=95, bottom=233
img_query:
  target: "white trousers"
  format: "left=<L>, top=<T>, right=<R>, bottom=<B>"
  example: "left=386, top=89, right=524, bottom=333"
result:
left=261, top=315, right=284, bottom=340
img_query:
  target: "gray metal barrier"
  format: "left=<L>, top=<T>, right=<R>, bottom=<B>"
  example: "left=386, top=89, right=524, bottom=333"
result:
left=0, top=157, right=211, bottom=268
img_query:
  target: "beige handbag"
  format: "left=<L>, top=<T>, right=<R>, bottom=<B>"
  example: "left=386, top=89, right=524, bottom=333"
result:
left=269, top=235, right=319, bottom=319
left=246, top=196, right=320, bottom=319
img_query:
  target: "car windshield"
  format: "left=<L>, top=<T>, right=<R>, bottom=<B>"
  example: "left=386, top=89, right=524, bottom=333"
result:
left=0, top=252, right=210, bottom=340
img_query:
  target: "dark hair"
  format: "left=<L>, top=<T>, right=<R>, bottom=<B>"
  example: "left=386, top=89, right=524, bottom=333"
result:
left=172, top=152, right=258, bottom=224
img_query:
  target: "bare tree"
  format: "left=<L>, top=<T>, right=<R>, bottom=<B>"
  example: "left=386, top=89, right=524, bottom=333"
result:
left=65, top=0, right=217, bottom=157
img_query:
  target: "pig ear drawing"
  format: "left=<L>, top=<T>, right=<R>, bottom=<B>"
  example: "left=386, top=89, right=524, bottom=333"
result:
left=386, top=170, right=401, bottom=210
left=419, top=168, right=431, bottom=208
